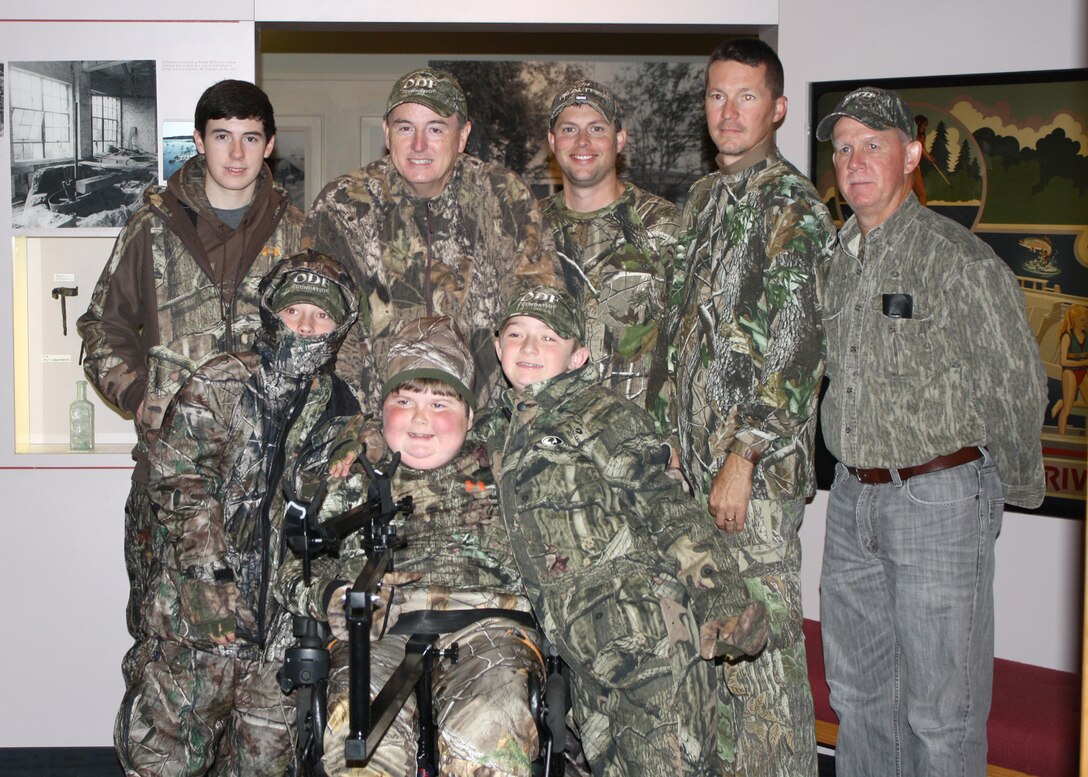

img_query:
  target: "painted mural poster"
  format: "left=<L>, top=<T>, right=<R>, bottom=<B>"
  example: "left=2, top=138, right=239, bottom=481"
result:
left=811, top=69, right=1088, bottom=513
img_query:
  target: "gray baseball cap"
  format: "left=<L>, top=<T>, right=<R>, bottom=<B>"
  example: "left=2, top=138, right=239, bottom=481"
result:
left=549, top=79, right=621, bottom=129
left=386, top=68, right=468, bottom=120
left=816, top=86, right=915, bottom=142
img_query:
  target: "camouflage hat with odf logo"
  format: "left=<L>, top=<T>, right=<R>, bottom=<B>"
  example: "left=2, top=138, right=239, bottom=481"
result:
left=385, top=68, right=468, bottom=120
left=549, top=79, right=622, bottom=129
left=816, top=86, right=915, bottom=142
left=382, top=316, right=476, bottom=407
left=272, top=266, right=347, bottom=324
left=498, top=286, right=586, bottom=344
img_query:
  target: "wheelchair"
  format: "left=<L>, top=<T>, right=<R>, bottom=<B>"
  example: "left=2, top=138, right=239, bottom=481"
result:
left=279, top=452, right=570, bottom=777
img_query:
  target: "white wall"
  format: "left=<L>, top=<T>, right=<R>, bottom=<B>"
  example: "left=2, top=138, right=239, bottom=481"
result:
left=778, top=0, right=1088, bottom=674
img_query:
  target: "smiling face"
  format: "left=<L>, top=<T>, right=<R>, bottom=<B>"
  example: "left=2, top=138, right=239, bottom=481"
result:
left=831, top=116, right=921, bottom=233
left=704, top=59, right=786, bottom=168
left=194, top=117, right=274, bottom=209
left=548, top=104, right=626, bottom=193
left=495, top=315, right=590, bottom=393
left=277, top=302, right=337, bottom=337
left=383, top=102, right=472, bottom=199
left=381, top=386, right=472, bottom=470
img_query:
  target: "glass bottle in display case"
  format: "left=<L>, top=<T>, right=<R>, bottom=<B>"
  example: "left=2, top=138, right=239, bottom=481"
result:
left=69, top=380, right=94, bottom=451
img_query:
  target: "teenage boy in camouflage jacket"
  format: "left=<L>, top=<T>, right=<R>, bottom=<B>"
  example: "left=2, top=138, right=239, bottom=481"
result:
left=541, top=79, right=680, bottom=435
left=77, top=80, right=303, bottom=661
left=275, top=317, right=543, bottom=777
left=304, top=67, right=560, bottom=411
left=482, top=287, right=768, bottom=777
left=116, top=251, right=359, bottom=777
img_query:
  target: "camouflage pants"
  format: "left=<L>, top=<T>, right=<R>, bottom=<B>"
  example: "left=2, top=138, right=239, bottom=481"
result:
left=121, top=483, right=154, bottom=687
left=715, top=498, right=816, bottom=777
left=538, top=558, right=719, bottom=777
left=116, top=638, right=292, bottom=777
left=321, top=616, right=541, bottom=777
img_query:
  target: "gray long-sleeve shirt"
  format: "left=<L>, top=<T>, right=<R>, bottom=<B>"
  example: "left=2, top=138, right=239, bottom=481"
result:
left=821, top=193, right=1046, bottom=508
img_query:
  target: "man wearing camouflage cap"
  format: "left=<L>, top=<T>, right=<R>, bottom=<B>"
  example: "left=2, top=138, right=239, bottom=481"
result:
left=304, top=67, right=560, bottom=413
left=816, top=86, right=1046, bottom=777
left=672, top=39, right=834, bottom=777
left=541, top=79, right=680, bottom=437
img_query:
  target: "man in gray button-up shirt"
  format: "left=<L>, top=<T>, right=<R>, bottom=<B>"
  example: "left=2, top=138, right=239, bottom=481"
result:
left=816, top=86, right=1046, bottom=777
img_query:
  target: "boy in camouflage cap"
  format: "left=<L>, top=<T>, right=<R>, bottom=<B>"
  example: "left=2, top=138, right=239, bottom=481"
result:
left=480, top=285, right=768, bottom=776
left=275, top=316, right=545, bottom=777
left=118, top=250, right=361, bottom=776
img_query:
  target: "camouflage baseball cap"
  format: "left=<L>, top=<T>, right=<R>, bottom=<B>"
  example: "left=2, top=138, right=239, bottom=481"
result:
left=272, top=264, right=347, bottom=323
left=498, top=286, right=585, bottom=343
left=382, top=316, right=476, bottom=406
left=816, top=86, right=915, bottom=142
left=385, top=68, right=468, bottom=120
left=549, top=79, right=621, bottom=129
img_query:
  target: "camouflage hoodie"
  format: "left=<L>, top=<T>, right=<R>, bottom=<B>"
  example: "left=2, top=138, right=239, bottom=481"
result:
left=304, top=154, right=559, bottom=411
left=78, top=154, right=303, bottom=483
left=275, top=417, right=528, bottom=626
left=145, top=251, right=359, bottom=656
left=481, top=365, right=760, bottom=653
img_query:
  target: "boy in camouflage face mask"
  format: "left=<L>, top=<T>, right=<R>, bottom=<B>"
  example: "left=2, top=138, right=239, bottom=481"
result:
left=275, top=316, right=545, bottom=777
left=118, top=250, right=360, bottom=777
left=480, top=286, right=769, bottom=776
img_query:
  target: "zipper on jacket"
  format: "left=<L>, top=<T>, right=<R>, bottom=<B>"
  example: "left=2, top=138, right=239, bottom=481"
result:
left=424, top=205, right=435, bottom=315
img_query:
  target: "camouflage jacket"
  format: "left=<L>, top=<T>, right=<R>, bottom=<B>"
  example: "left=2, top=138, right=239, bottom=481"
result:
left=78, top=155, right=303, bottom=482
left=822, top=194, right=1046, bottom=508
left=275, top=417, right=527, bottom=624
left=144, top=253, right=359, bottom=656
left=542, top=182, right=680, bottom=435
left=304, top=154, right=560, bottom=411
left=479, top=365, right=755, bottom=634
left=673, top=150, right=834, bottom=502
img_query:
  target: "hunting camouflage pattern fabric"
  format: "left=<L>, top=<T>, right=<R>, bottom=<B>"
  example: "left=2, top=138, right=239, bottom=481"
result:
left=117, top=640, right=292, bottom=776
left=276, top=426, right=542, bottom=774
left=672, top=150, right=833, bottom=777
left=119, top=252, right=358, bottom=775
left=673, top=150, right=834, bottom=503
left=304, top=154, right=560, bottom=412
left=77, top=155, right=302, bottom=644
left=821, top=193, right=1046, bottom=507
left=481, top=366, right=772, bottom=775
left=542, top=182, right=679, bottom=436
left=145, top=250, right=358, bottom=651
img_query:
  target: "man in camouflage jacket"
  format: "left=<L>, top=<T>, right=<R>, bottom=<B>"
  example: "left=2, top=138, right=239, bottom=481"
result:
left=77, top=81, right=303, bottom=661
left=672, top=41, right=834, bottom=776
left=541, top=79, right=680, bottom=435
left=116, top=251, right=359, bottom=776
left=304, top=67, right=560, bottom=411
left=485, top=287, right=768, bottom=777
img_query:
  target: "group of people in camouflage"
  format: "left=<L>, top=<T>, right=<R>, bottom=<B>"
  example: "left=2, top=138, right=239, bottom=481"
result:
left=80, top=32, right=1045, bottom=777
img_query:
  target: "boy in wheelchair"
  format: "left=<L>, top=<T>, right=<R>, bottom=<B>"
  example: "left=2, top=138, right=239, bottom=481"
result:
left=275, top=316, right=549, bottom=777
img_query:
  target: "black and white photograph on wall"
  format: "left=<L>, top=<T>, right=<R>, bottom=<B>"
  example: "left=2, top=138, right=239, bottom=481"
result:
left=430, top=59, right=716, bottom=205
left=9, top=59, right=157, bottom=229
left=162, top=120, right=197, bottom=180
left=270, top=126, right=306, bottom=208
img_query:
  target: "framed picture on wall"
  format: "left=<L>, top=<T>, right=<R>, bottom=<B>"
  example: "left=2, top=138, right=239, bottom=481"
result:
left=809, top=68, right=1088, bottom=516
left=271, top=115, right=323, bottom=211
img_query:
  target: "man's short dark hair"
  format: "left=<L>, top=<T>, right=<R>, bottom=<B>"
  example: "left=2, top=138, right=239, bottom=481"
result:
left=707, top=38, right=784, bottom=99
left=193, top=79, right=276, bottom=139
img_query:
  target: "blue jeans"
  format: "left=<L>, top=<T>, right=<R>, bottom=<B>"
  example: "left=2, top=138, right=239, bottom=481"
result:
left=821, top=450, right=1003, bottom=777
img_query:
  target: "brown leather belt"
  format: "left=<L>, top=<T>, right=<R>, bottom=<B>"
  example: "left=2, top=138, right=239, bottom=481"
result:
left=847, top=447, right=982, bottom=485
